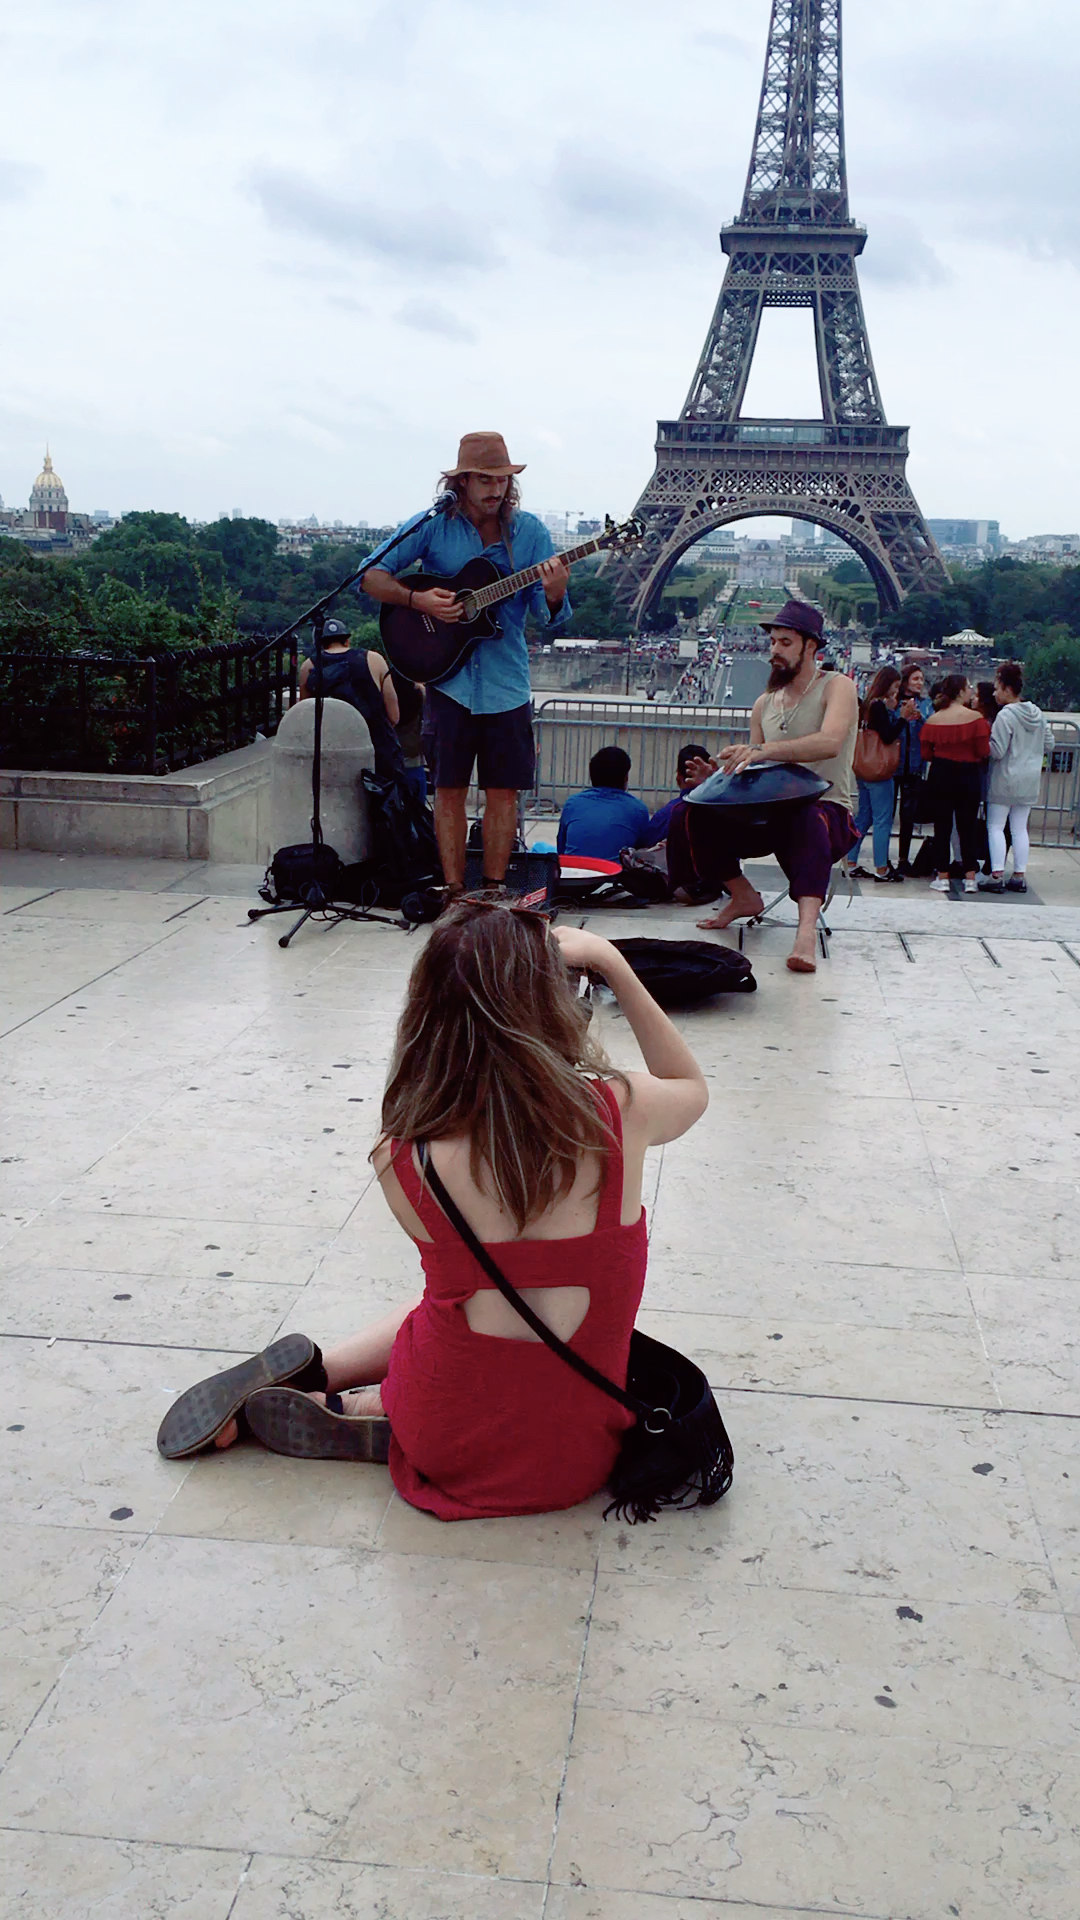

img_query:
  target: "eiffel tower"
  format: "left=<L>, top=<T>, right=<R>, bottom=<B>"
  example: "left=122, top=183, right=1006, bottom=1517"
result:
left=606, top=0, right=947, bottom=625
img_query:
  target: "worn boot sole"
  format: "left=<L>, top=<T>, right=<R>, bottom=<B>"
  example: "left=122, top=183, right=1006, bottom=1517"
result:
left=156, top=1334, right=319, bottom=1460
left=245, top=1386, right=392, bottom=1463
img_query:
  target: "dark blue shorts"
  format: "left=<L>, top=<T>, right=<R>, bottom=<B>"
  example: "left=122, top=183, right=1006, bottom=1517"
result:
left=427, top=687, right=535, bottom=793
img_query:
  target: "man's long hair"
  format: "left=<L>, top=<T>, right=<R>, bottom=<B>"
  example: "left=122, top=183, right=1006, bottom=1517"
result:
left=375, top=898, right=627, bottom=1232
left=438, top=472, right=520, bottom=529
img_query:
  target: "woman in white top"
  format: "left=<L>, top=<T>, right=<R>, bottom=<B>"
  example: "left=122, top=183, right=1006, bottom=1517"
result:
left=978, top=660, right=1053, bottom=895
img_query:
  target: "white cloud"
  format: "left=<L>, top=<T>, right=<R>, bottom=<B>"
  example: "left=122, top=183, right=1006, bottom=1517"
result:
left=0, top=0, right=1076, bottom=539
left=250, top=167, right=502, bottom=273
left=396, top=297, right=477, bottom=343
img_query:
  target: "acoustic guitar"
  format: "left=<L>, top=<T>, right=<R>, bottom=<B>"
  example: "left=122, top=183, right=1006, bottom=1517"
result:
left=378, top=514, right=645, bottom=684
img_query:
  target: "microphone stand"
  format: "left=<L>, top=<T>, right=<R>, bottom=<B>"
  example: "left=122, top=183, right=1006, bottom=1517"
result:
left=247, top=504, right=444, bottom=947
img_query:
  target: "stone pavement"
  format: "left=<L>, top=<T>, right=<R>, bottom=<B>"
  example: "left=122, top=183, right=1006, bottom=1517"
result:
left=2, top=848, right=1080, bottom=1919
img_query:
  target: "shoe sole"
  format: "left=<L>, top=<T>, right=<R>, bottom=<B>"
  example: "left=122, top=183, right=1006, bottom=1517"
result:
left=245, top=1387, right=392, bottom=1463
left=156, top=1334, right=315, bottom=1460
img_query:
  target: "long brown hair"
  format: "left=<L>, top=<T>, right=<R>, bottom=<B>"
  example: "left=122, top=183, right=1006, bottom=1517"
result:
left=860, top=664, right=900, bottom=723
left=934, top=673, right=969, bottom=710
left=377, top=898, right=626, bottom=1231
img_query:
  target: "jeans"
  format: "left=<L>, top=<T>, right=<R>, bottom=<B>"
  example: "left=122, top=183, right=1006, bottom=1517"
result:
left=896, top=772, right=926, bottom=866
left=987, top=802, right=1030, bottom=874
left=849, top=777, right=895, bottom=870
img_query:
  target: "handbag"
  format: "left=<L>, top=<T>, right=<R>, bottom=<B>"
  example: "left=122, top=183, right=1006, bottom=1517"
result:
left=418, top=1144, right=734, bottom=1523
left=853, top=724, right=901, bottom=783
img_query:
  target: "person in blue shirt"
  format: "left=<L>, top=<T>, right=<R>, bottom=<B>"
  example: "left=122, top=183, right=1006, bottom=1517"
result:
left=361, top=432, right=571, bottom=891
left=557, top=748, right=651, bottom=861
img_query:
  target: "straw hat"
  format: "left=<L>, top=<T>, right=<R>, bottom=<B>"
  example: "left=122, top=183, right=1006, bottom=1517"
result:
left=444, top=432, right=525, bottom=477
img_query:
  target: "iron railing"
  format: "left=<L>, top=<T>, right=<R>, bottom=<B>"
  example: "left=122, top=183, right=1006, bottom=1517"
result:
left=0, top=638, right=297, bottom=776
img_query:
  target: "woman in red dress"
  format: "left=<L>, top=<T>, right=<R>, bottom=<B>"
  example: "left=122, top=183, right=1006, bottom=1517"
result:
left=157, top=900, right=708, bottom=1519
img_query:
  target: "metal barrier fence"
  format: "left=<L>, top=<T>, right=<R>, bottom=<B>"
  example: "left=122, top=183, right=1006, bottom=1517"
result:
left=532, top=698, right=1080, bottom=847
left=0, top=638, right=297, bottom=777
left=1031, top=719, right=1080, bottom=847
left=532, top=699, right=752, bottom=812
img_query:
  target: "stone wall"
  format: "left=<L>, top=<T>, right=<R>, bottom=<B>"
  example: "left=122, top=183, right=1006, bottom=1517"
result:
left=0, top=740, right=273, bottom=863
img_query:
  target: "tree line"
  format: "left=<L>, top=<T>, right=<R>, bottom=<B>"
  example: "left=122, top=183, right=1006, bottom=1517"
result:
left=0, top=511, right=629, bottom=656
left=881, top=556, right=1080, bottom=708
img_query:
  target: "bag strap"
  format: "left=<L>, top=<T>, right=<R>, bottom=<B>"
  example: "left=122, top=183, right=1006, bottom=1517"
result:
left=417, top=1143, right=645, bottom=1418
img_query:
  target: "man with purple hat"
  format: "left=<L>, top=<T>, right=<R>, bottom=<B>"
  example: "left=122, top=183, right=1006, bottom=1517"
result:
left=684, top=600, right=859, bottom=974
left=361, top=433, right=571, bottom=894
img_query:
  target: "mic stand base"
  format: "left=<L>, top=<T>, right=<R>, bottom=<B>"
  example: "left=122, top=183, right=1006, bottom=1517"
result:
left=247, top=888, right=402, bottom=949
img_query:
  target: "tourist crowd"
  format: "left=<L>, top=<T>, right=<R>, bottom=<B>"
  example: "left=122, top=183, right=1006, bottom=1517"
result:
left=555, top=660, right=1052, bottom=900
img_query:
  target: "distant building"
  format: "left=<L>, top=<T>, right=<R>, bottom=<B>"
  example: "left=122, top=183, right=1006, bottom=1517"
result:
left=737, top=540, right=787, bottom=587
left=1007, top=533, right=1080, bottom=560
left=790, top=518, right=819, bottom=543
left=274, top=520, right=394, bottom=555
left=0, top=450, right=101, bottom=557
left=927, top=518, right=1001, bottom=552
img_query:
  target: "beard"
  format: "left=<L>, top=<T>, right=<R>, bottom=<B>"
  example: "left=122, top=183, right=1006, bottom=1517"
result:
left=767, top=656, right=800, bottom=690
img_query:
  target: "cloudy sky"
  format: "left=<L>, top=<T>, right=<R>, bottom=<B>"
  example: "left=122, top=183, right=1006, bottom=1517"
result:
left=3, top=0, right=1078, bottom=538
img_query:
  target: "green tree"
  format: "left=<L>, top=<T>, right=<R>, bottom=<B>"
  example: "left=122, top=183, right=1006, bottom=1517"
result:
left=831, top=556, right=872, bottom=586
left=1023, top=627, right=1080, bottom=709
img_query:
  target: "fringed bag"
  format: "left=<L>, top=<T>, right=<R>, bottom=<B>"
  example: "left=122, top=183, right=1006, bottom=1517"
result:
left=418, top=1147, right=734, bottom=1523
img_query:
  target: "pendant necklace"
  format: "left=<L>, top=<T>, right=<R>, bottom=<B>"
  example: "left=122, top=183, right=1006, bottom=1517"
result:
left=776, top=671, right=821, bottom=735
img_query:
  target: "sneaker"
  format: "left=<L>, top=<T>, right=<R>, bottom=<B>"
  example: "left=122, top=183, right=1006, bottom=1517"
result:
left=978, top=876, right=1005, bottom=893
left=964, top=878, right=978, bottom=893
left=873, top=866, right=904, bottom=883
left=929, top=877, right=951, bottom=892
left=847, top=865, right=873, bottom=880
left=1006, top=875, right=1028, bottom=893
left=896, top=860, right=915, bottom=877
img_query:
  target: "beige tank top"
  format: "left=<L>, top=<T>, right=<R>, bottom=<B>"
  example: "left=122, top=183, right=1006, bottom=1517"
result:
left=760, top=673, right=856, bottom=814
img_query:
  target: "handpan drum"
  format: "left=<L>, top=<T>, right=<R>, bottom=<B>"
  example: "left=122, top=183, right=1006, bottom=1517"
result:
left=685, top=761, right=830, bottom=834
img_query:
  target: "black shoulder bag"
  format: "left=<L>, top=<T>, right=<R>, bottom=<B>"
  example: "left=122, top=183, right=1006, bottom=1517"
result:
left=418, top=1145, right=734, bottom=1523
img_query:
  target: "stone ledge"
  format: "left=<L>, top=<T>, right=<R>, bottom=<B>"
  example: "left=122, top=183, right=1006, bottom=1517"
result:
left=0, top=739, right=272, bottom=862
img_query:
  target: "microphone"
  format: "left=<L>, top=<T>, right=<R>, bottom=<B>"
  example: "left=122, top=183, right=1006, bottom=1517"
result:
left=434, top=490, right=457, bottom=513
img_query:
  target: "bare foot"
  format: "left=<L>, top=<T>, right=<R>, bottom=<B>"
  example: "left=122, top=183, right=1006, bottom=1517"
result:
left=214, top=1418, right=239, bottom=1449
left=787, top=935, right=818, bottom=973
left=697, top=888, right=764, bottom=931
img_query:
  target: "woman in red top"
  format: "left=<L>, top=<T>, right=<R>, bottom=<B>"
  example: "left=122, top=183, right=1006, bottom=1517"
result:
left=157, top=902, right=708, bottom=1520
left=919, top=674, right=992, bottom=892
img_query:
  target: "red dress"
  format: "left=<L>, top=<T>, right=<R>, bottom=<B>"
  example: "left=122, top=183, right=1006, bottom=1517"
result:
left=380, top=1082, right=648, bottom=1520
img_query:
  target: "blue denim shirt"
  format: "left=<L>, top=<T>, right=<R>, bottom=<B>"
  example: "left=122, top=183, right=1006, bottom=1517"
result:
left=361, top=507, right=571, bottom=715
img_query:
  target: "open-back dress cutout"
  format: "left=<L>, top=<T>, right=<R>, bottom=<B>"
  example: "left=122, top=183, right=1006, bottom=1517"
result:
left=380, top=1081, right=648, bottom=1519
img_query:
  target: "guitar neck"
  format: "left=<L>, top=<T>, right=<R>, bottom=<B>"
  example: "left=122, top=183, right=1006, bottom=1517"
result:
left=469, top=534, right=609, bottom=612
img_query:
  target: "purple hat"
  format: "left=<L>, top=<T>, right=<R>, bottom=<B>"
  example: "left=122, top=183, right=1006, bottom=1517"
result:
left=760, top=600, right=825, bottom=643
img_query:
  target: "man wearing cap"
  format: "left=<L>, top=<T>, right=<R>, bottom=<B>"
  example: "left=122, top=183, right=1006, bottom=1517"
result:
left=685, top=601, right=858, bottom=974
left=360, top=433, right=571, bottom=891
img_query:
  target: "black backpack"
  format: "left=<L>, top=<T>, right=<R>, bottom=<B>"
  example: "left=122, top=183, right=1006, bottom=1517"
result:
left=336, top=771, right=441, bottom=909
left=610, top=937, right=756, bottom=1007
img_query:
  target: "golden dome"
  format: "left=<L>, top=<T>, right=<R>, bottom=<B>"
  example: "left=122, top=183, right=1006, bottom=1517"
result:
left=33, top=450, right=65, bottom=496
left=30, top=448, right=69, bottom=513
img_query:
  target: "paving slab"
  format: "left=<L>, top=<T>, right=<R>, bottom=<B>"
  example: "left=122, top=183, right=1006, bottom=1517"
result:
left=3, top=852, right=1080, bottom=1914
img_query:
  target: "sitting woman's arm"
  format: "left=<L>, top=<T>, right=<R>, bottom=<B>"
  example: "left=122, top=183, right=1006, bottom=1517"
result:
left=552, top=929, right=708, bottom=1144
